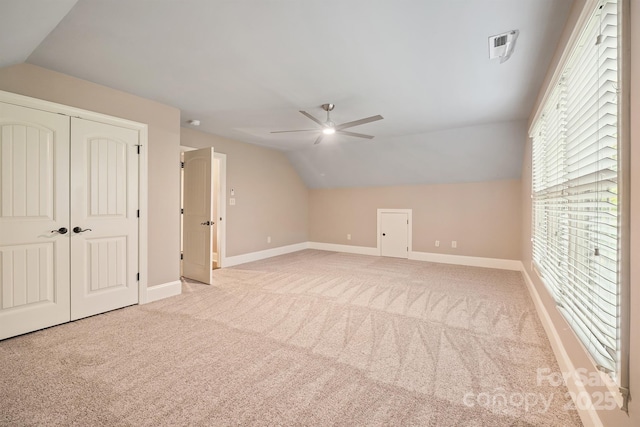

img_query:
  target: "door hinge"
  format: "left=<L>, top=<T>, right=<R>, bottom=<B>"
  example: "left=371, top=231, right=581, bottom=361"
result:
left=181, top=161, right=184, bottom=168
left=136, top=145, right=141, bottom=154
left=181, top=208, right=184, bottom=214
left=620, top=386, right=630, bottom=412
left=136, top=273, right=140, bottom=281
left=407, top=220, right=408, bottom=224
left=407, top=246, right=409, bottom=251
left=137, top=210, right=140, bottom=218
left=180, top=253, right=183, bottom=260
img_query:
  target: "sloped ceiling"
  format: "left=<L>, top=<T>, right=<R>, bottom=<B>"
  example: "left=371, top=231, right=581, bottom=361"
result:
left=5, top=0, right=573, bottom=188
left=0, top=0, right=77, bottom=68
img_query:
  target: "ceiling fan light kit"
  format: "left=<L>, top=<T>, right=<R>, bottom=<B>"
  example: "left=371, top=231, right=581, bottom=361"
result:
left=272, top=103, right=383, bottom=144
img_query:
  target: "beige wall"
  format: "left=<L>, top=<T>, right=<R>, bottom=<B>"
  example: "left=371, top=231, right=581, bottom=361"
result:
left=310, top=180, right=521, bottom=260
left=181, top=127, right=308, bottom=257
left=0, top=63, right=181, bottom=288
left=521, top=1, right=639, bottom=425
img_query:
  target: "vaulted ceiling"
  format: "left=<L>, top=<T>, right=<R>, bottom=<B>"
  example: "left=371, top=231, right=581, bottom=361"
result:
left=1, top=0, right=573, bottom=188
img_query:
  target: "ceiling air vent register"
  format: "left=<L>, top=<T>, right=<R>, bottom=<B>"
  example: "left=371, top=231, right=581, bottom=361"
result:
left=489, top=30, right=519, bottom=63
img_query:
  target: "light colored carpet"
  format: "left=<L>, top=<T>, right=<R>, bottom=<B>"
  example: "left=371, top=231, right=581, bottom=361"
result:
left=0, top=250, right=582, bottom=426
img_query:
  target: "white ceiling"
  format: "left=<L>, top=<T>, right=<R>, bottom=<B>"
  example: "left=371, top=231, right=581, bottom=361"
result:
left=6, top=0, right=573, bottom=188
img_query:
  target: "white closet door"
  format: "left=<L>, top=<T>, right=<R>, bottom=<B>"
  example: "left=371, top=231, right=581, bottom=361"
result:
left=182, top=148, right=214, bottom=284
left=70, top=118, right=139, bottom=320
left=0, top=102, right=71, bottom=340
left=380, top=212, right=409, bottom=258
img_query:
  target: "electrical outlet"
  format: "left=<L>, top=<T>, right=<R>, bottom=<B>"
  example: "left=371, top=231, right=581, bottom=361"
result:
left=452, top=240, right=457, bottom=248
left=435, top=240, right=440, bottom=247
left=347, top=234, right=351, bottom=240
left=229, top=198, right=236, bottom=206
left=267, top=236, right=271, bottom=243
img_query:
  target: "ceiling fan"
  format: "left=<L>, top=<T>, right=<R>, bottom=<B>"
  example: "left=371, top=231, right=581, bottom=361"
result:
left=271, top=104, right=383, bottom=145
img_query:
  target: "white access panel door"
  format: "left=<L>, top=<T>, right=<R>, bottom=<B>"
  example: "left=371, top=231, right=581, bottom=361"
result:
left=183, top=148, right=214, bottom=284
left=0, top=102, right=71, bottom=340
left=70, top=118, right=139, bottom=320
left=380, top=212, right=409, bottom=258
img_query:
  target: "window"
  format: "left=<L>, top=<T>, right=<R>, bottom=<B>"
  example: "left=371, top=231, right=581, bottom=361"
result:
left=531, top=0, right=625, bottom=387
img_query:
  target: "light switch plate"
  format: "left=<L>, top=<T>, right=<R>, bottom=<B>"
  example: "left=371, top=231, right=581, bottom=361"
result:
left=229, top=198, right=236, bottom=206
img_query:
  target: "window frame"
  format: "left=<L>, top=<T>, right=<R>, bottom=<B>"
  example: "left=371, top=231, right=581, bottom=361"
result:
left=528, top=0, right=630, bottom=410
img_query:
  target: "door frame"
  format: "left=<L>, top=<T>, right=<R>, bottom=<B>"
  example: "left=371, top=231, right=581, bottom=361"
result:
left=179, top=146, right=227, bottom=269
left=377, top=208, right=412, bottom=257
left=0, top=90, right=149, bottom=303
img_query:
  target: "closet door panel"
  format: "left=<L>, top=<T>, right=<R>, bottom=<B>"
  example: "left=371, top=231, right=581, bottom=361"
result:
left=0, top=102, right=70, bottom=340
left=70, top=118, right=139, bottom=320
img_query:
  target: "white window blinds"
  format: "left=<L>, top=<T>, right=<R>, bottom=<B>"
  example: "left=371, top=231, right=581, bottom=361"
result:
left=531, top=0, right=620, bottom=380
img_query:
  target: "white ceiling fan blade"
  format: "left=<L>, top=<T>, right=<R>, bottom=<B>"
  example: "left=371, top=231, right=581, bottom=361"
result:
left=299, top=110, right=324, bottom=126
left=336, top=115, right=383, bottom=131
left=314, top=134, right=324, bottom=145
left=270, top=129, right=318, bottom=133
left=337, top=130, right=374, bottom=139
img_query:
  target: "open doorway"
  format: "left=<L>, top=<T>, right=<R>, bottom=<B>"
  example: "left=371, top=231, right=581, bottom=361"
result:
left=180, top=146, right=227, bottom=281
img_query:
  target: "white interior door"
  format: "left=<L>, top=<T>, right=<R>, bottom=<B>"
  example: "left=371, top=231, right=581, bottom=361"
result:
left=0, top=102, right=71, bottom=340
left=70, top=117, right=139, bottom=320
left=380, top=212, right=409, bottom=258
left=183, top=147, right=214, bottom=284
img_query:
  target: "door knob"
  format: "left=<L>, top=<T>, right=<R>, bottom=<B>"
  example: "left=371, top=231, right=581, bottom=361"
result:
left=73, top=227, right=92, bottom=233
left=52, top=227, right=68, bottom=234
left=201, top=221, right=214, bottom=226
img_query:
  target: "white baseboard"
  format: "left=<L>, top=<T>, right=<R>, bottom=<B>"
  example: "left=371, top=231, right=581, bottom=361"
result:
left=308, top=242, right=379, bottom=256
left=222, top=241, right=521, bottom=272
left=409, top=251, right=522, bottom=271
left=145, top=280, right=182, bottom=304
left=520, top=265, right=602, bottom=427
left=308, top=243, right=520, bottom=271
left=224, top=242, right=310, bottom=267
